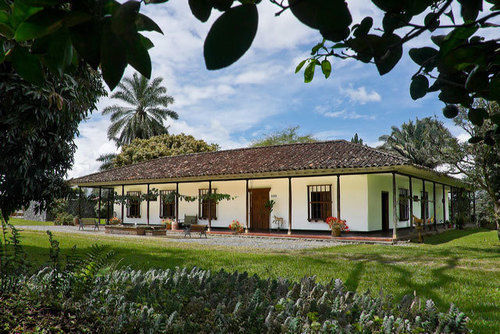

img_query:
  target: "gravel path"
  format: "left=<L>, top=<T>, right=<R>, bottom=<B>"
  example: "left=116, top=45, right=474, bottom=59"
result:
left=16, top=225, right=342, bottom=250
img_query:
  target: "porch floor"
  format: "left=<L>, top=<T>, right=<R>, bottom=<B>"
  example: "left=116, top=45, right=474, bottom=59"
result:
left=172, top=223, right=454, bottom=244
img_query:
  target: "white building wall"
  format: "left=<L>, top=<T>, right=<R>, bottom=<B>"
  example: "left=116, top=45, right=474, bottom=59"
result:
left=109, top=173, right=450, bottom=231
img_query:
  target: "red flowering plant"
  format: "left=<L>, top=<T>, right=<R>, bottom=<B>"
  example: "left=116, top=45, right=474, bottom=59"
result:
left=325, top=217, right=349, bottom=236
left=229, top=220, right=244, bottom=234
left=109, top=217, right=122, bottom=225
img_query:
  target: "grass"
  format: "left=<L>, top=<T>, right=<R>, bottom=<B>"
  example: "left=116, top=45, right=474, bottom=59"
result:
left=8, top=218, right=54, bottom=226
left=9, top=223, right=500, bottom=333
left=9, top=217, right=108, bottom=226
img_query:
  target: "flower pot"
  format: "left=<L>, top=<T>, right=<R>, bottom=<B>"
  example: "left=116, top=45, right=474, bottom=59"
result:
left=332, top=226, right=341, bottom=237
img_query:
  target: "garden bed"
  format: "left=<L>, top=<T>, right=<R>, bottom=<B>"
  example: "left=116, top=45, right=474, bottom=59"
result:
left=105, top=225, right=166, bottom=236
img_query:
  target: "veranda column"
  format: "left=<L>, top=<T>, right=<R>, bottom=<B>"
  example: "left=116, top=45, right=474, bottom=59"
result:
left=245, top=179, right=249, bottom=233
left=98, top=186, right=102, bottom=224
left=106, top=189, right=110, bottom=225
left=146, top=183, right=150, bottom=225
left=175, top=182, right=179, bottom=224
left=422, top=179, right=426, bottom=221
left=450, top=186, right=454, bottom=221
left=442, top=184, right=446, bottom=224
left=288, top=177, right=292, bottom=235
left=409, top=176, right=413, bottom=230
left=78, top=186, right=82, bottom=219
left=433, top=182, right=437, bottom=231
left=121, top=185, right=124, bottom=223
left=392, top=173, right=398, bottom=240
left=336, top=175, right=341, bottom=219
left=208, top=180, right=212, bottom=232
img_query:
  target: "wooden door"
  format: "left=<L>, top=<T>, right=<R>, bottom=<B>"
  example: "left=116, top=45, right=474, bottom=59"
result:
left=250, top=188, right=270, bottom=230
left=381, top=191, right=389, bottom=232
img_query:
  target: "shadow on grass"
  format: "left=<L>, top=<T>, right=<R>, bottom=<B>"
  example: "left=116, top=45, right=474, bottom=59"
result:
left=423, top=228, right=484, bottom=245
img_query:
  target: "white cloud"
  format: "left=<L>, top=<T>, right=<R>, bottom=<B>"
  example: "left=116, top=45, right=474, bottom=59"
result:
left=315, top=106, right=375, bottom=120
left=341, top=86, right=381, bottom=104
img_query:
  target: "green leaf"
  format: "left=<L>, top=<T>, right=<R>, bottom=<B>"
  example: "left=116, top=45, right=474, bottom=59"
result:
left=304, top=61, right=315, bottom=83
left=10, top=45, right=44, bottom=85
left=353, top=16, right=372, bottom=37
left=101, top=21, right=127, bottom=90
left=14, top=8, right=65, bottom=41
left=70, top=20, right=101, bottom=69
left=460, top=0, right=482, bottom=22
left=465, top=65, right=488, bottom=91
left=373, top=34, right=402, bottom=75
left=468, top=136, right=483, bottom=144
left=42, top=27, right=73, bottom=76
left=295, top=59, right=306, bottom=73
left=382, top=12, right=410, bottom=33
left=0, top=23, right=14, bottom=38
left=189, top=0, right=212, bottom=22
left=442, top=104, right=459, bottom=118
left=211, top=0, right=233, bottom=12
left=409, top=47, right=438, bottom=71
left=139, top=34, right=154, bottom=50
left=204, top=4, right=258, bottom=70
left=289, top=0, right=352, bottom=42
left=321, top=59, right=331, bottom=78
left=490, top=113, right=500, bottom=125
left=468, top=108, right=485, bottom=126
left=490, top=74, right=500, bottom=102
left=424, top=12, right=439, bottom=32
left=126, top=34, right=151, bottom=79
left=111, top=0, right=140, bottom=37
left=410, top=75, right=429, bottom=100
left=136, top=13, right=163, bottom=34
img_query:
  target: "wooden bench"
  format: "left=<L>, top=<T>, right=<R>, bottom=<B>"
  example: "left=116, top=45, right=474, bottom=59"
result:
left=77, top=218, right=100, bottom=231
left=184, top=224, right=207, bottom=238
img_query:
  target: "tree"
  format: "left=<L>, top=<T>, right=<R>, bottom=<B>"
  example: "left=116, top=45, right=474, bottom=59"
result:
left=251, top=126, right=317, bottom=147
left=97, top=153, right=118, bottom=171
left=0, top=61, right=105, bottom=219
left=103, top=73, right=178, bottom=147
left=350, top=133, right=364, bottom=145
left=114, top=133, right=219, bottom=167
left=378, top=117, right=457, bottom=169
left=436, top=99, right=500, bottom=231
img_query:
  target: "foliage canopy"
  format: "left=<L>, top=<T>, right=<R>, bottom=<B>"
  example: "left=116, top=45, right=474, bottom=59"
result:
left=251, top=126, right=317, bottom=147
left=114, top=133, right=219, bottom=167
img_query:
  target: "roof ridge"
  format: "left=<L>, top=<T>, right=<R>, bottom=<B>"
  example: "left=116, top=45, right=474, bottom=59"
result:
left=344, top=140, right=410, bottom=162
left=73, top=140, right=348, bottom=179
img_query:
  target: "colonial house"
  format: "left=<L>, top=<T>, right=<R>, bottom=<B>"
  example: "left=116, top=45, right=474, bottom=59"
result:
left=69, top=140, right=470, bottom=238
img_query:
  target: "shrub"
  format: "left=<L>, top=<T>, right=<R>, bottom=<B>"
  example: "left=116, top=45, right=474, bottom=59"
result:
left=54, top=212, right=74, bottom=225
left=16, top=266, right=469, bottom=333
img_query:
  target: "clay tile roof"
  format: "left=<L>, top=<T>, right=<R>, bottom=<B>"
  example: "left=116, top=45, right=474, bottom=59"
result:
left=70, top=140, right=410, bottom=185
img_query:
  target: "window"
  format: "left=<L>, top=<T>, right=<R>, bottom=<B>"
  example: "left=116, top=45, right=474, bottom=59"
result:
left=308, top=185, right=332, bottom=221
left=399, top=188, right=409, bottom=221
left=421, top=191, right=429, bottom=219
left=199, top=189, right=217, bottom=220
left=127, top=191, right=141, bottom=218
left=160, top=190, right=175, bottom=219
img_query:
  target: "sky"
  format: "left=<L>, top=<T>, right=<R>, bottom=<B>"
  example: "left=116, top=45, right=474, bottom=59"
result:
left=68, top=0, right=475, bottom=179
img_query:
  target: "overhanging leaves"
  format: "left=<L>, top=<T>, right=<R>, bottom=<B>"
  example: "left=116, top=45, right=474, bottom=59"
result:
left=289, top=0, right=352, bottom=42
left=10, top=45, right=44, bottom=85
left=204, top=4, right=258, bottom=70
left=189, top=0, right=212, bottom=22
left=410, top=75, right=429, bottom=100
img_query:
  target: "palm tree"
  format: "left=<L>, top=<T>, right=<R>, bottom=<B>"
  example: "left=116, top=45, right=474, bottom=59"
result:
left=96, top=153, right=117, bottom=171
left=103, top=73, right=178, bottom=147
left=378, top=117, right=457, bottom=169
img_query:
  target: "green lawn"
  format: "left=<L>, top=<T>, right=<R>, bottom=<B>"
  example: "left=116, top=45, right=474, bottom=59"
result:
left=9, top=217, right=108, bottom=226
left=9, top=218, right=54, bottom=226
left=12, top=226, right=500, bottom=333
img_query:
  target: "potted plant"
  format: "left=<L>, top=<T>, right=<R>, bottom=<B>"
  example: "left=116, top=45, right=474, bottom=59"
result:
left=325, top=217, right=349, bottom=237
left=162, top=218, right=173, bottom=229
left=229, top=220, right=244, bottom=234
left=110, top=216, right=122, bottom=225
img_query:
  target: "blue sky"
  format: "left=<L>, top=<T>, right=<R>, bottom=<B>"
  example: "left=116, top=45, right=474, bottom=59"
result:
left=69, top=0, right=471, bottom=178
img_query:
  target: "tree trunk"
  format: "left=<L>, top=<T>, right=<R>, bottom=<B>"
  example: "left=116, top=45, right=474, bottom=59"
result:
left=494, top=200, right=500, bottom=241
